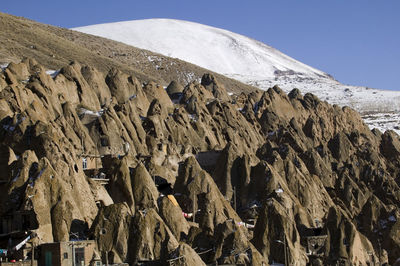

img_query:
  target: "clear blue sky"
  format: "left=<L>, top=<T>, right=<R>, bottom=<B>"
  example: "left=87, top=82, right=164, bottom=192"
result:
left=2, top=1, right=400, bottom=90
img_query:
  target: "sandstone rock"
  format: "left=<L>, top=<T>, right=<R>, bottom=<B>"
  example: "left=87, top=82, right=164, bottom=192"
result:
left=103, top=157, right=135, bottom=213
left=130, top=163, right=159, bottom=211
left=201, top=74, right=230, bottom=102
left=381, top=130, right=400, bottom=161
left=158, top=196, right=190, bottom=241
left=168, top=243, right=206, bottom=266
left=143, top=81, right=173, bottom=111
left=175, top=156, right=241, bottom=234
left=212, top=143, right=242, bottom=200
left=174, top=156, right=266, bottom=264
left=252, top=198, right=308, bottom=265
left=0, top=73, right=7, bottom=91
left=90, top=203, right=133, bottom=263
left=325, top=206, right=377, bottom=265
left=328, top=132, right=354, bottom=162
left=60, top=61, right=101, bottom=111
left=166, top=80, right=184, bottom=95
left=80, top=65, right=111, bottom=106
left=0, top=59, right=399, bottom=265
left=130, top=208, right=179, bottom=263
left=5, top=61, right=30, bottom=82
left=182, top=80, right=214, bottom=104
left=105, top=69, right=149, bottom=115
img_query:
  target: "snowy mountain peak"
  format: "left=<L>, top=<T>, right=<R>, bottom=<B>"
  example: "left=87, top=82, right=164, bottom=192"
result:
left=73, top=18, right=329, bottom=81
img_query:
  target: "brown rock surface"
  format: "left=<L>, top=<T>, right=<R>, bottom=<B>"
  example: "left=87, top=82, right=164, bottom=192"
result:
left=1, top=54, right=400, bottom=265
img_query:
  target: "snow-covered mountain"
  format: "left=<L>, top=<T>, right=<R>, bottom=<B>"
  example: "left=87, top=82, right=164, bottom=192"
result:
left=74, top=19, right=400, bottom=133
left=74, top=19, right=329, bottom=81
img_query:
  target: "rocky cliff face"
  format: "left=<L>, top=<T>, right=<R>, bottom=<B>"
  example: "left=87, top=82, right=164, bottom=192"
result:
left=0, top=58, right=399, bottom=265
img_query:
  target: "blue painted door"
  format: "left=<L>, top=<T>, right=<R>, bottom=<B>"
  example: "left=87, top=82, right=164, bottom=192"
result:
left=45, top=251, right=52, bottom=266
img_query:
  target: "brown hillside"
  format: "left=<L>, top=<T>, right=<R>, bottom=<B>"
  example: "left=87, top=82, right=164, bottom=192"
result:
left=0, top=12, right=257, bottom=94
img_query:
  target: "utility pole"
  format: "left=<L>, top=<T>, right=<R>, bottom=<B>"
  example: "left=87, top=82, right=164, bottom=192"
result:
left=70, top=232, right=79, bottom=266
left=72, top=241, right=75, bottom=266
left=275, top=238, right=287, bottom=266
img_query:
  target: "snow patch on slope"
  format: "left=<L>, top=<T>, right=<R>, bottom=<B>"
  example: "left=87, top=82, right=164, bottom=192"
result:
left=363, top=112, right=400, bottom=135
left=0, top=63, right=9, bottom=71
